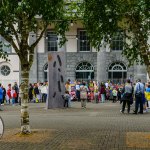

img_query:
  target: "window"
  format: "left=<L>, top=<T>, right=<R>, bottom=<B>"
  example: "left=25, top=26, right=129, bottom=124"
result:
left=0, top=36, right=11, bottom=53
left=1, top=65, right=11, bottom=76
left=111, top=31, right=123, bottom=51
left=77, top=30, right=90, bottom=52
left=108, top=62, right=127, bottom=83
left=76, top=62, right=94, bottom=80
left=46, top=31, right=58, bottom=51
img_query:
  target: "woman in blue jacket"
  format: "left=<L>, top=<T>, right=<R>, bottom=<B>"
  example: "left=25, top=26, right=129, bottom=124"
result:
left=0, top=84, right=3, bottom=111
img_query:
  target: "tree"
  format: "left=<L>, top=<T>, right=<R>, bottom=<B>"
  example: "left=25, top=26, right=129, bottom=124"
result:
left=0, top=0, right=69, bottom=134
left=82, top=0, right=150, bottom=76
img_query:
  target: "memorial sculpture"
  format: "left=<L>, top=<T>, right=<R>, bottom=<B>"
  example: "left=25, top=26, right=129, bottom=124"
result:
left=47, top=52, right=66, bottom=108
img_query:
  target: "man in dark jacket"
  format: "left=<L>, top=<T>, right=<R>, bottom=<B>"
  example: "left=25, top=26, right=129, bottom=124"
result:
left=120, top=79, right=133, bottom=113
left=28, top=83, right=33, bottom=102
left=2, top=86, right=6, bottom=104
left=14, top=82, right=19, bottom=103
left=0, top=84, right=3, bottom=110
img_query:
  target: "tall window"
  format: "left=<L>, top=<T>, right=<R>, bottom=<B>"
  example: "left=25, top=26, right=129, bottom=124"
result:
left=108, top=62, right=127, bottom=83
left=0, top=36, right=11, bottom=53
left=46, top=31, right=58, bottom=51
left=111, top=31, right=123, bottom=51
left=76, top=62, right=94, bottom=80
left=77, top=30, right=90, bottom=52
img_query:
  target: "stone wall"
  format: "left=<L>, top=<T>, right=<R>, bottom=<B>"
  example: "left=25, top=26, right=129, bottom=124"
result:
left=29, top=51, right=147, bottom=83
left=97, top=51, right=147, bottom=83
left=66, top=52, right=97, bottom=81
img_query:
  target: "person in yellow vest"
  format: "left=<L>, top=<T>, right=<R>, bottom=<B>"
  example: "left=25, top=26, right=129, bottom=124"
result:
left=145, top=84, right=150, bottom=109
left=94, top=83, right=99, bottom=103
left=112, top=88, right=118, bottom=103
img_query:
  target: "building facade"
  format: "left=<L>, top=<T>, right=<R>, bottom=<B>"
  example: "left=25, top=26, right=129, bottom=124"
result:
left=30, top=22, right=147, bottom=84
left=0, top=22, right=148, bottom=86
left=0, top=36, right=19, bottom=87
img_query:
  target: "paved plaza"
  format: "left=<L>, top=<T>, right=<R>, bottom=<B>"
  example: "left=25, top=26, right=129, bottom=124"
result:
left=0, top=101, right=150, bottom=150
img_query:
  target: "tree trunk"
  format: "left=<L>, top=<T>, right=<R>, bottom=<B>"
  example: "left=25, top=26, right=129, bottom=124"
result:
left=146, top=65, right=150, bottom=80
left=20, top=67, right=31, bottom=134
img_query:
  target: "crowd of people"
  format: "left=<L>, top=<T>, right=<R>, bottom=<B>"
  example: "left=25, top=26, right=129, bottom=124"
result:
left=28, top=82, right=48, bottom=103
left=64, top=79, right=150, bottom=114
left=1, top=78, right=150, bottom=115
left=64, top=79, right=125, bottom=108
left=0, top=82, right=19, bottom=109
left=0, top=81, right=48, bottom=110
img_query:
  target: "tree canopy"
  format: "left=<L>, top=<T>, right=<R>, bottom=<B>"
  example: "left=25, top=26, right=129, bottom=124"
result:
left=83, top=0, right=150, bottom=72
left=0, top=0, right=70, bottom=68
left=0, top=0, right=73, bottom=134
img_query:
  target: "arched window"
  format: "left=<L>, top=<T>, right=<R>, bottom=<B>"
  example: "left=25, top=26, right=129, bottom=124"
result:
left=43, top=63, right=48, bottom=82
left=76, top=62, right=94, bottom=81
left=108, top=62, right=127, bottom=83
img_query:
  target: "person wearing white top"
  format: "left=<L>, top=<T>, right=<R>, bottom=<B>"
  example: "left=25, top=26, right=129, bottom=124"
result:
left=41, top=82, right=48, bottom=102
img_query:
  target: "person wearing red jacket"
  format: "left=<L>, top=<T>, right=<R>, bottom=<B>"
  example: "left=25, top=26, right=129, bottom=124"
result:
left=100, top=83, right=106, bottom=103
left=6, top=84, right=11, bottom=104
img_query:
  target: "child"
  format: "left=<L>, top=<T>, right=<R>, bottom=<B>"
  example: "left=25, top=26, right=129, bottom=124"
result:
left=63, top=91, right=70, bottom=108
left=105, top=87, right=110, bottom=100
left=117, top=88, right=122, bottom=102
left=112, top=88, right=118, bottom=103
left=11, top=86, right=17, bottom=106
left=6, top=84, right=11, bottom=104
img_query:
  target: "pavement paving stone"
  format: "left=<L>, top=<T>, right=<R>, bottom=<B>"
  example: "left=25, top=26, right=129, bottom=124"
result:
left=0, top=101, right=150, bottom=150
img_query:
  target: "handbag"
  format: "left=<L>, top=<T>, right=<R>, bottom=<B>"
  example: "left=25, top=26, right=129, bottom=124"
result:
left=121, top=93, right=131, bottom=101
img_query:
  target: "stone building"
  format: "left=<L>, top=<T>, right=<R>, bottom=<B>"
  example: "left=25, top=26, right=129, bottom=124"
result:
left=0, top=36, right=19, bottom=87
left=30, top=21, right=147, bottom=83
left=0, top=22, right=148, bottom=86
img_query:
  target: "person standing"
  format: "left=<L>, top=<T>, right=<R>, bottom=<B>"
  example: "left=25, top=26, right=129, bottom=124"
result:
left=75, top=81, right=80, bottom=102
left=34, top=83, right=40, bottom=103
left=100, top=83, right=106, bottom=103
left=120, top=79, right=133, bottom=113
left=65, top=81, right=71, bottom=107
left=2, top=86, right=6, bottom=105
left=38, top=83, right=43, bottom=102
left=134, top=79, right=145, bottom=114
left=41, top=82, right=48, bottom=102
left=11, top=86, right=17, bottom=106
left=117, top=88, right=122, bottom=103
left=80, top=82, right=88, bottom=108
left=112, top=88, right=118, bottom=103
left=89, top=80, right=94, bottom=102
left=144, top=84, right=150, bottom=109
left=94, top=83, right=99, bottom=103
left=14, top=82, right=19, bottom=103
left=28, top=83, right=33, bottom=102
left=63, top=91, right=70, bottom=108
left=6, top=84, right=11, bottom=104
left=105, top=81, right=109, bottom=89
left=0, top=84, right=3, bottom=110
